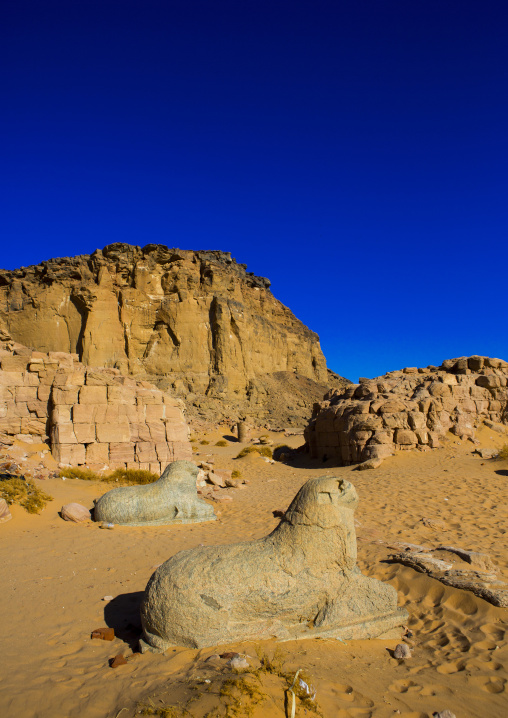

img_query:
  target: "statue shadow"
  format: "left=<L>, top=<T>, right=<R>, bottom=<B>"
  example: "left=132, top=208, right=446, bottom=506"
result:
left=221, top=434, right=238, bottom=442
left=104, top=591, right=144, bottom=651
left=495, top=469, right=508, bottom=477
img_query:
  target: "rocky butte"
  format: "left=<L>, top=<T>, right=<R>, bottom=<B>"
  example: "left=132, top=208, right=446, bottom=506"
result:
left=305, top=355, right=508, bottom=466
left=0, top=244, right=347, bottom=425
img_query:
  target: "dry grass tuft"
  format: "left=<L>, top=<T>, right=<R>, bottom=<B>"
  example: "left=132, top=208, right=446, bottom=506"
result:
left=0, top=477, right=53, bottom=513
left=497, top=444, right=508, bottom=460
left=231, top=469, right=242, bottom=479
left=215, top=440, right=228, bottom=447
left=58, top=467, right=159, bottom=485
left=235, top=445, right=272, bottom=459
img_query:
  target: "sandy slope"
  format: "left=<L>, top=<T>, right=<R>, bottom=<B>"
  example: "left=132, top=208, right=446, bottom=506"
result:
left=0, top=427, right=507, bottom=718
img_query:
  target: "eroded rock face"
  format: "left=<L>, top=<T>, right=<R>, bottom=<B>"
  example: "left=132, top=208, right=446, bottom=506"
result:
left=94, top=460, right=215, bottom=527
left=305, top=356, right=508, bottom=465
left=0, top=245, right=328, bottom=404
left=139, top=476, right=407, bottom=651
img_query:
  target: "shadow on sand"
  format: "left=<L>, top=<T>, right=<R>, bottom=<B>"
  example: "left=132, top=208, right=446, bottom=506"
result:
left=495, top=469, right=508, bottom=477
left=104, top=591, right=144, bottom=651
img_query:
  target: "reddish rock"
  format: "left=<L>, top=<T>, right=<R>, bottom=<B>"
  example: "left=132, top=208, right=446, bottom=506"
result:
left=61, top=503, right=91, bottom=522
left=109, top=654, right=128, bottom=668
left=91, top=627, right=115, bottom=641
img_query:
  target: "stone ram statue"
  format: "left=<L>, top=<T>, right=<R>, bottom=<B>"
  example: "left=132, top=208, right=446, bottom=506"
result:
left=94, top=460, right=215, bottom=526
left=139, top=476, right=407, bottom=650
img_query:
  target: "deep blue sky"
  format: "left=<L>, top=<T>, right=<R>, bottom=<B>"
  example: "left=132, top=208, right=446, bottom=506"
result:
left=1, top=1, right=507, bottom=381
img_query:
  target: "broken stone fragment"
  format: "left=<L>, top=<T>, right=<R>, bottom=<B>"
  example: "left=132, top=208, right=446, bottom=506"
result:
left=109, top=654, right=128, bottom=668
left=206, top=471, right=226, bottom=488
left=393, top=643, right=412, bottom=659
left=355, top=458, right=383, bottom=470
left=229, top=656, right=249, bottom=670
left=60, top=503, right=91, bottom=522
left=91, top=627, right=115, bottom=641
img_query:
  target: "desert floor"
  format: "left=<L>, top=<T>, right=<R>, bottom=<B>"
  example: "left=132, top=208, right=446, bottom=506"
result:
left=1, top=426, right=507, bottom=718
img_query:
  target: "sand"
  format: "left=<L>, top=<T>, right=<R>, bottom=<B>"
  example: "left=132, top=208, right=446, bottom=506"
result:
left=1, top=427, right=507, bottom=718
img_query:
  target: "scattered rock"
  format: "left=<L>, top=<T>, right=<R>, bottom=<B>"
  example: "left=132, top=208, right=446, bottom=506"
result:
left=393, top=643, right=412, bottom=659
left=435, top=546, right=495, bottom=573
left=484, top=420, right=507, bottom=434
left=60, top=503, right=91, bottom=523
left=224, top=478, right=240, bottom=488
left=102, top=595, right=114, bottom=601
left=91, top=627, right=115, bottom=641
left=109, top=654, right=128, bottom=668
left=355, top=458, right=383, bottom=470
left=207, top=472, right=226, bottom=488
left=476, top=448, right=498, bottom=459
left=433, top=711, right=456, bottom=718
left=0, top=498, right=12, bottom=523
left=219, top=652, right=239, bottom=660
left=229, top=655, right=249, bottom=670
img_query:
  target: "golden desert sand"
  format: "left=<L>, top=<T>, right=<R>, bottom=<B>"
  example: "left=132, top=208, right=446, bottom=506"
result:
left=1, top=426, right=507, bottom=718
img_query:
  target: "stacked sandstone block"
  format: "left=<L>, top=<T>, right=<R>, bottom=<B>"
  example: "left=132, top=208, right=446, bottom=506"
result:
left=0, top=342, right=191, bottom=472
left=305, top=356, right=508, bottom=465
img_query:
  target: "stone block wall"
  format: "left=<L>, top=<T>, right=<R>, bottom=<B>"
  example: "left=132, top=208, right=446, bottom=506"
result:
left=0, top=341, right=191, bottom=472
left=305, top=356, right=508, bottom=465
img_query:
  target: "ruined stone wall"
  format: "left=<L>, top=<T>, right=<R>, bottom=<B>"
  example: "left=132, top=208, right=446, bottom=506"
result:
left=0, top=340, right=191, bottom=472
left=305, top=356, right=508, bottom=465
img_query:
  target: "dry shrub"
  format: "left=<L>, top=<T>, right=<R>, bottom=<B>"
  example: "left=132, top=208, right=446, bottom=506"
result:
left=200, top=439, right=210, bottom=445
left=59, top=467, right=159, bottom=485
left=235, top=445, right=272, bottom=459
left=231, top=469, right=242, bottom=479
left=215, top=440, right=228, bottom=447
left=0, top=477, right=53, bottom=514
left=497, top=444, right=508, bottom=460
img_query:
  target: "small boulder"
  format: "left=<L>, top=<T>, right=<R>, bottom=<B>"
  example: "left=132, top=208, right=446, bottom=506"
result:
left=393, top=643, right=412, bottom=659
left=91, top=627, right=115, bottom=641
left=477, top=448, right=498, bottom=459
left=433, top=711, right=456, bottom=718
left=356, top=458, right=383, bottom=471
left=61, top=503, right=91, bottom=522
left=207, top=472, right=226, bottom=488
left=109, top=654, right=128, bottom=668
left=229, top=656, right=249, bottom=670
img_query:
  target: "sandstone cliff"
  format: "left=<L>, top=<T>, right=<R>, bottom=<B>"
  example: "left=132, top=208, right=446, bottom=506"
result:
left=305, top=356, right=508, bottom=465
left=0, top=244, right=343, bottom=424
